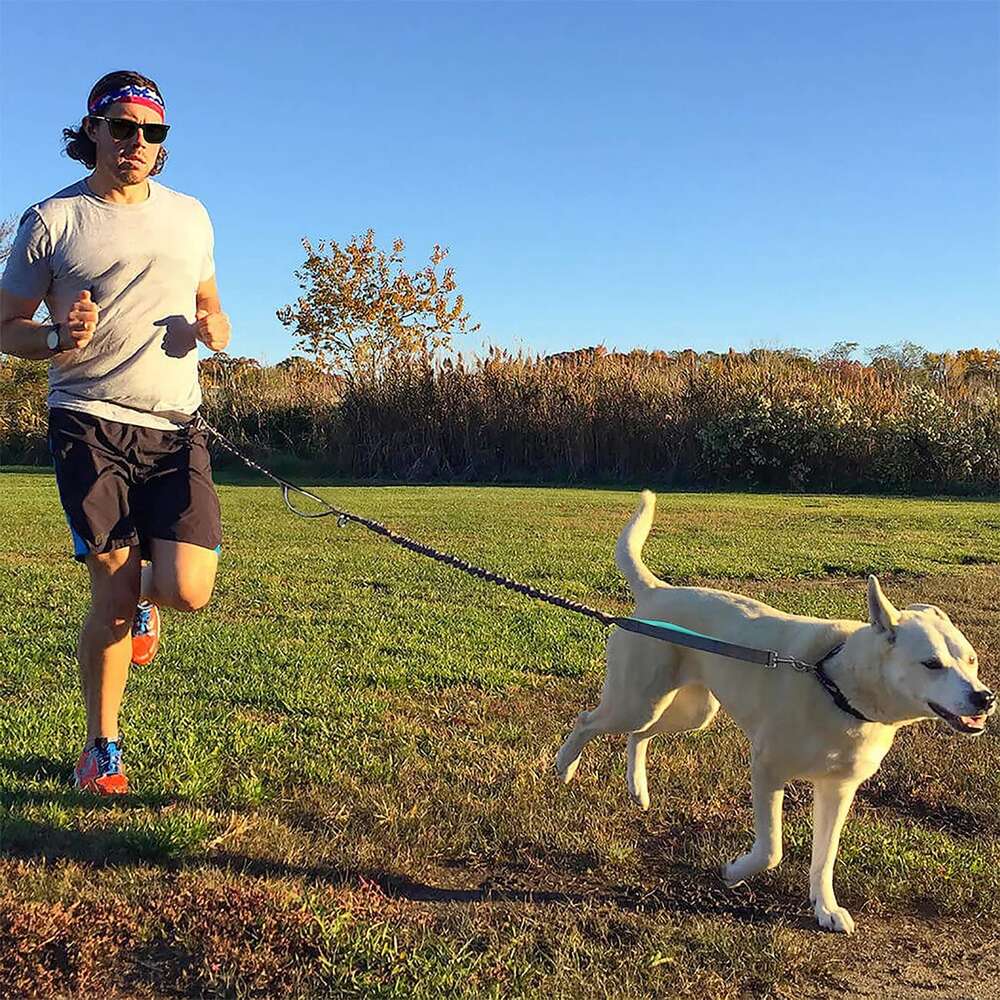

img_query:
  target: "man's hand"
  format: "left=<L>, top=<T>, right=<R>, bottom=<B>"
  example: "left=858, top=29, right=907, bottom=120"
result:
left=66, top=289, right=100, bottom=348
left=195, top=308, right=231, bottom=352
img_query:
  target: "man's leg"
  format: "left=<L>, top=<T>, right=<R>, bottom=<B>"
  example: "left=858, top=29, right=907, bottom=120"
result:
left=145, top=539, right=218, bottom=612
left=77, top=547, right=141, bottom=778
left=129, top=542, right=216, bottom=667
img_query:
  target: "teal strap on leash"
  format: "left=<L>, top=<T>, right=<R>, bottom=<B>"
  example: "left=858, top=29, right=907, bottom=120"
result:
left=613, top=617, right=779, bottom=668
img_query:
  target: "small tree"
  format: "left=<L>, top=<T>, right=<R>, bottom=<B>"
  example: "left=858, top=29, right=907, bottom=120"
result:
left=820, top=341, right=859, bottom=363
left=276, top=229, right=479, bottom=379
left=867, top=340, right=926, bottom=370
left=0, top=214, right=17, bottom=266
left=0, top=213, right=52, bottom=329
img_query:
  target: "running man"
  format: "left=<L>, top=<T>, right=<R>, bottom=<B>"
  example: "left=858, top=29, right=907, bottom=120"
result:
left=0, top=70, right=231, bottom=794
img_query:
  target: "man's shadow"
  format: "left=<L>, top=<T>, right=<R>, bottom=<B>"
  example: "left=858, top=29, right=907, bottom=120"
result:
left=156, top=315, right=197, bottom=358
left=0, top=753, right=73, bottom=784
left=0, top=754, right=175, bottom=813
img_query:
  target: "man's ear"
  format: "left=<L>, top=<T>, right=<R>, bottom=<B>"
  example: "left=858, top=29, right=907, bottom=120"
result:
left=867, top=575, right=899, bottom=639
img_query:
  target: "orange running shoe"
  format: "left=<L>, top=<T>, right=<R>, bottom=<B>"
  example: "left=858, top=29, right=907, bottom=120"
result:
left=131, top=600, right=160, bottom=666
left=73, top=737, right=128, bottom=795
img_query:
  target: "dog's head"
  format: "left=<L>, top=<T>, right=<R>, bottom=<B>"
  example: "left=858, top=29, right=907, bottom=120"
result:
left=866, top=575, right=995, bottom=734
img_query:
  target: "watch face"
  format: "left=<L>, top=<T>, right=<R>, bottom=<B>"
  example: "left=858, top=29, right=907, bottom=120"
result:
left=47, top=329, right=60, bottom=350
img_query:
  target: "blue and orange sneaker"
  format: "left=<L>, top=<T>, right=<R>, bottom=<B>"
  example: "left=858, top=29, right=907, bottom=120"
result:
left=131, top=600, right=160, bottom=666
left=73, top=736, right=128, bottom=795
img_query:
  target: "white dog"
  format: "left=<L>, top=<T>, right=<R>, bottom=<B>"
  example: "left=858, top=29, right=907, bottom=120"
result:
left=555, top=491, right=995, bottom=933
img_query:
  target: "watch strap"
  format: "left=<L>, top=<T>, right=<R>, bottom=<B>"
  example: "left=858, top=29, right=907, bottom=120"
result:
left=49, top=322, right=65, bottom=353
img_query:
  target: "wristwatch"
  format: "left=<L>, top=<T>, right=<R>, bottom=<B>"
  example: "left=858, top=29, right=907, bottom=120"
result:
left=46, top=323, right=67, bottom=353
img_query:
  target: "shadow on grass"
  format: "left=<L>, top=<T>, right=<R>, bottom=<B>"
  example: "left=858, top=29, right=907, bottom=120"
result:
left=209, top=850, right=818, bottom=929
left=0, top=809, right=204, bottom=866
left=857, top=782, right=995, bottom=839
left=0, top=810, right=814, bottom=929
left=0, top=756, right=177, bottom=812
left=0, top=786, right=177, bottom=812
left=0, top=754, right=74, bottom=784
left=0, top=465, right=54, bottom=476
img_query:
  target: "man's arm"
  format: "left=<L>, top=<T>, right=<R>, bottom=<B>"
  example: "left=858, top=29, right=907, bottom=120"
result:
left=0, top=289, right=99, bottom=359
left=194, top=275, right=230, bottom=352
left=0, top=289, right=52, bottom=359
left=195, top=275, right=222, bottom=316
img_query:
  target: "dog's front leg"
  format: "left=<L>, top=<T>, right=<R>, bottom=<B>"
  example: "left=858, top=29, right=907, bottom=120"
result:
left=722, top=760, right=784, bottom=885
left=809, top=778, right=860, bottom=934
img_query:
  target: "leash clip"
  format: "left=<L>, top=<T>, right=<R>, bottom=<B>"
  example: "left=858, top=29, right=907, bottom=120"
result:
left=769, top=654, right=814, bottom=673
left=337, top=514, right=349, bottom=528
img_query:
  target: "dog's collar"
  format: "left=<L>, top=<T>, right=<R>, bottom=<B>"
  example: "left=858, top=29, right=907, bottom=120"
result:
left=812, top=644, right=874, bottom=723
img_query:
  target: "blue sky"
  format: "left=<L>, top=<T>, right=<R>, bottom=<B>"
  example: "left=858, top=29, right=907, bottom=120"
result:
left=1, top=1, right=997, bottom=363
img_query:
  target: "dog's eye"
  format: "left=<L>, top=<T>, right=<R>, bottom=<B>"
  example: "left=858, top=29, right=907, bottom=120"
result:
left=922, top=658, right=945, bottom=670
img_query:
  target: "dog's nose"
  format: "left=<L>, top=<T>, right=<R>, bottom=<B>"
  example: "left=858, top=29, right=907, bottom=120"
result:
left=971, top=689, right=996, bottom=712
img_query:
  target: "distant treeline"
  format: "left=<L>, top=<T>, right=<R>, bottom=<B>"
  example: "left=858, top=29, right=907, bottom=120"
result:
left=3, top=345, right=1000, bottom=493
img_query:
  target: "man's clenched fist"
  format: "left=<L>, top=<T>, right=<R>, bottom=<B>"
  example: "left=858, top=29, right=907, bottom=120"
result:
left=66, top=289, right=100, bottom=348
left=195, top=308, right=231, bottom=352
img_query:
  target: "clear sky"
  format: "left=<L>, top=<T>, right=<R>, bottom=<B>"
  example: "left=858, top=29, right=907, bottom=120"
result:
left=1, top=1, right=997, bottom=364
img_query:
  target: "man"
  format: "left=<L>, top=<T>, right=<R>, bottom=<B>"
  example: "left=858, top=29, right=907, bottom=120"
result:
left=0, top=70, right=231, bottom=795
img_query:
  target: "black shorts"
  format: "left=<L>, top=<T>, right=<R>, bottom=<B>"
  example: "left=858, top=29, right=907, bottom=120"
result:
left=47, top=407, right=222, bottom=563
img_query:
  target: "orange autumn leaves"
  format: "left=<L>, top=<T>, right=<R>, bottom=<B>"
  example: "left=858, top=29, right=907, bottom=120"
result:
left=277, top=230, right=479, bottom=379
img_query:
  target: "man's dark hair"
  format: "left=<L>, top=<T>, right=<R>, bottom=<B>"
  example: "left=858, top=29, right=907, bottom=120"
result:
left=62, top=70, right=169, bottom=175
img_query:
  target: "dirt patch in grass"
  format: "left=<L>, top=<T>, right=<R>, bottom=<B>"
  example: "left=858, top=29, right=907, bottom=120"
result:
left=797, top=916, right=1000, bottom=1000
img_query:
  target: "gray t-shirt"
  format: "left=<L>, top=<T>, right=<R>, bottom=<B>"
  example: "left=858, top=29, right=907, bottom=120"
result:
left=1, top=177, right=215, bottom=429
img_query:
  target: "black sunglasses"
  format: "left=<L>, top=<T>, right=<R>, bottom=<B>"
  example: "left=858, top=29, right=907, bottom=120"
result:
left=89, top=115, right=170, bottom=144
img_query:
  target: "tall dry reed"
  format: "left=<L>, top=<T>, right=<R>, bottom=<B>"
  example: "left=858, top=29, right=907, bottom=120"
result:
left=2, top=347, right=998, bottom=493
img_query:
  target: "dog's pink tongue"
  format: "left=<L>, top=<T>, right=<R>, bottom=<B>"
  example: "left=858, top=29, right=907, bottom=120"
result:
left=962, top=714, right=987, bottom=729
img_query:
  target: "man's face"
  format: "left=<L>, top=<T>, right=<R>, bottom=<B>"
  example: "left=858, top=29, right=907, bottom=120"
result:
left=85, top=100, right=165, bottom=183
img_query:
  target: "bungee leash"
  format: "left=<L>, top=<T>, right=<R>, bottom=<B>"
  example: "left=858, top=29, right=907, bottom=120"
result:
left=192, top=412, right=871, bottom=721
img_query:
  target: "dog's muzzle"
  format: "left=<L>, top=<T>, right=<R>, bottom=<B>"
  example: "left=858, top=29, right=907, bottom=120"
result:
left=929, top=689, right=995, bottom=735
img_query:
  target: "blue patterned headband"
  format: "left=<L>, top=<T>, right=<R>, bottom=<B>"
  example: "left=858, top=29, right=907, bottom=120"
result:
left=88, top=82, right=165, bottom=118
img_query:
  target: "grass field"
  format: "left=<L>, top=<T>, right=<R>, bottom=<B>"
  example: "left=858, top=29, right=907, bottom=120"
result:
left=1, top=471, right=999, bottom=999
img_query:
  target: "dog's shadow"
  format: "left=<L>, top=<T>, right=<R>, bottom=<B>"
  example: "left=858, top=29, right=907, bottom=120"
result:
left=0, top=757, right=814, bottom=930
left=204, top=850, right=821, bottom=930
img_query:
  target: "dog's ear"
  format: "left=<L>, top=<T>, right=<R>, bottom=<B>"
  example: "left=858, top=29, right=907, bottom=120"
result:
left=867, top=575, right=899, bottom=639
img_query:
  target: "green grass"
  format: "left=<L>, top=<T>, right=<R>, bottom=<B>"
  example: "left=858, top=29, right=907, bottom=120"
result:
left=1, top=471, right=998, bottom=998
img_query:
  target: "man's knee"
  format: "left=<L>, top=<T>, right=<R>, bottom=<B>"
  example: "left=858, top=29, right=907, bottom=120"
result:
left=171, top=588, right=213, bottom=613
left=158, top=578, right=214, bottom=613
left=87, top=594, right=140, bottom=643
left=85, top=613, right=133, bottom=644
left=86, top=548, right=141, bottom=631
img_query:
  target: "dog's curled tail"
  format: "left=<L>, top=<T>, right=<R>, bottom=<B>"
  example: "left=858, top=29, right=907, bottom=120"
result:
left=615, top=490, right=664, bottom=594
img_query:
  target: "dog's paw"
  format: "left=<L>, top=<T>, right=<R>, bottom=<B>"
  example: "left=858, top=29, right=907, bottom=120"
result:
left=628, top=787, right=650, bottom=811
left=722, top=848, right=777, bottom=886
left=814, top=902, right=855, bottom=934
left=720, top=859, right=748, bottom=887
left=555, top=752, right=579, bottom=785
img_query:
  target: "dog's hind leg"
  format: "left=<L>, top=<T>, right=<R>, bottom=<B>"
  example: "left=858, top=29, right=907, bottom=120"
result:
left=556, top=630, right=678, bottom=786
left=626, top=684, right=720, bottom=810
left=557, top=696, right=671, bottom=785
left=626, top=731, right=656, bottom=810
left=556, top=708, right=604, bottom=785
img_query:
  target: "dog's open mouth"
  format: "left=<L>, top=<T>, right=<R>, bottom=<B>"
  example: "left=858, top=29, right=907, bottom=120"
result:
left=928, top=701, right=988, bottom=734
